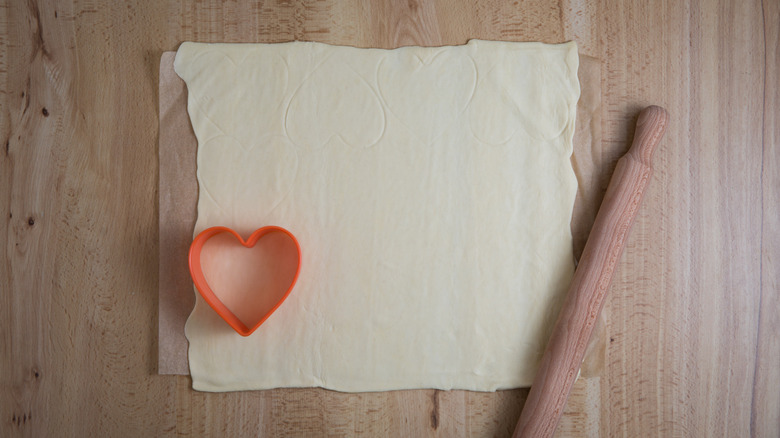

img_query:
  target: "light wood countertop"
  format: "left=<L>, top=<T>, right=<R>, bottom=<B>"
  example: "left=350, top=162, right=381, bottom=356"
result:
left=1, top=1, right=777, bottom=436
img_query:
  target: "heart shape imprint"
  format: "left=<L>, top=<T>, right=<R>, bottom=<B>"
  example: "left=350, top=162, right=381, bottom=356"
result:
left=285, top=58, right=385, bottom=150
left=189, top=226, right=301, bottom=336
left=377, top=49, right=477, bottom=144
left=184, top=49, right=288, bottom=138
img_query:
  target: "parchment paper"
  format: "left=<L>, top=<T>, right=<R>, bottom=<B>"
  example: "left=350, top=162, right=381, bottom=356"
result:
left=157, top=51, right=603, bottom=377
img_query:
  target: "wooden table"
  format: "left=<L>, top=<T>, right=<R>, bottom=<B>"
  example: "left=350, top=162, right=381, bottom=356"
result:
left=2, top=1, right=777, bottom=436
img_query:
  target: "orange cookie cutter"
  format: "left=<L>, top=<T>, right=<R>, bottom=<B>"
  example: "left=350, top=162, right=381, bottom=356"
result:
left=188, top=226, right=302, bottom=336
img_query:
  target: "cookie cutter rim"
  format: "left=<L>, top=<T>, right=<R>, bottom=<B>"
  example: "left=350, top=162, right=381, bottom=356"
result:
left=188, top=225, right=302, bottom=337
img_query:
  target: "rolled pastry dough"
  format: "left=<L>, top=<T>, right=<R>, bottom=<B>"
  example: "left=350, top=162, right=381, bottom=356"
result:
left=175, top=40, right=580, bottom=392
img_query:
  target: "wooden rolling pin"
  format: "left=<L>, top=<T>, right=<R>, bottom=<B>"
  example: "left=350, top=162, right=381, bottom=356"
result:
left=514, top=105, right=669, bottom=438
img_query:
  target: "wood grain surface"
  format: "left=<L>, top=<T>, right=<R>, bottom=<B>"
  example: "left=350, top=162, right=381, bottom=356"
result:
left=1, top=1, right=777, bottom=437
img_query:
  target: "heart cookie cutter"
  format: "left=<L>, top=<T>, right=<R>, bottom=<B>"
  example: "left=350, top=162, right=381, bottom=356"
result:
left=188, top=226, right=302, bottom=336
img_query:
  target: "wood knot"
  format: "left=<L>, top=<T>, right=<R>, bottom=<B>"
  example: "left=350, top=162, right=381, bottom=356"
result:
left=28, top=217, right=35, bottom=226
left=41, top=107, right=49, bottom=117
left=12, top=412, right=31, bottom=426
left=430, top=390, right=440, bottom=430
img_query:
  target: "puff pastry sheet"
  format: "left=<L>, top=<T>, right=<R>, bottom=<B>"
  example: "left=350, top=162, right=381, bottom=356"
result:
left=174, top=40, right=580, bottom=392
